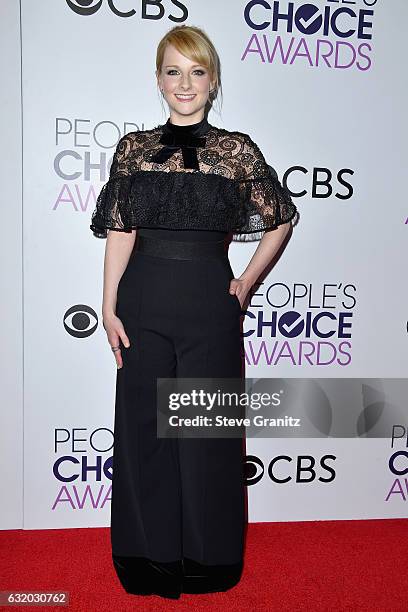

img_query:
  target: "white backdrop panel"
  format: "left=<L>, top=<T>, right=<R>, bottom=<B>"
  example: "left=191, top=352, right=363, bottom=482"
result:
left=15, top=0, right=408, bottom=528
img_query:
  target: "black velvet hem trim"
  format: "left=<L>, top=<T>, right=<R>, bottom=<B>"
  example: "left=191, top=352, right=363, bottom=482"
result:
left=182, top=556, right=243, bottom=594
left=112, top=554, right=183, bottom=599
left=112, top=553, right=243, bottom=598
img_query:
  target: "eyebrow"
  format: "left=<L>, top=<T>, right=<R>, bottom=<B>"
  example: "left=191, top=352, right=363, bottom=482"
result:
left=164, top=64, right=204, bottom=69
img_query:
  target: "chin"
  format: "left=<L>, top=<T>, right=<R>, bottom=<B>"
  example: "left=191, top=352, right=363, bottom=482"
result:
left=171, top=108, right=199, bottom=117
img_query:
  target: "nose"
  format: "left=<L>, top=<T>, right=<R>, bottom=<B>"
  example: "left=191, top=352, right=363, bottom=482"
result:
left=180, top=75, right=192, bottom=90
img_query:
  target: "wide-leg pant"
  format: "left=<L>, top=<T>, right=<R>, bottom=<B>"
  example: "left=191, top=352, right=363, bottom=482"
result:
left=111, top=241, right=246, bottom=598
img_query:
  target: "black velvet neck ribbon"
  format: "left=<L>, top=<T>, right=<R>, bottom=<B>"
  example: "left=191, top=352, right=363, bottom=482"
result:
left=150, top=116, right=211, bottom=170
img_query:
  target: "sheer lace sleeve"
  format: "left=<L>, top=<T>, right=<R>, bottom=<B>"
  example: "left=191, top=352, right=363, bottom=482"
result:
left=90, top=133, right=135, bottom=238
left=232, top=134, right=300, bottom=242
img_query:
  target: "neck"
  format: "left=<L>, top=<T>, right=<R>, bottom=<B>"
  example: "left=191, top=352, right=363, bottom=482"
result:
left=163, top=115, right=211, bottom=137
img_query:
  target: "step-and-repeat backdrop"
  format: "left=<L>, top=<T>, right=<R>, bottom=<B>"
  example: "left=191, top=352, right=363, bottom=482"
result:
left=2, top=0, right=407, bottom=529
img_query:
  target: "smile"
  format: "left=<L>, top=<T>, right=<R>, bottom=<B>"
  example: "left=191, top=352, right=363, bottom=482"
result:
left=175, top=94, right=196, bottom=102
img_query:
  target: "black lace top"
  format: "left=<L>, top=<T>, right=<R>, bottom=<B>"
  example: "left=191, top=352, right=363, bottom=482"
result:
left=89, top=116, right=299, bottom=242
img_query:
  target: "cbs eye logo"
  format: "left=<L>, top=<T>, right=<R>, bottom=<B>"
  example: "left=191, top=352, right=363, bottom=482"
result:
left=66, top=0, right=188, bottom=19
left=63, top=304, right=98, bottom=338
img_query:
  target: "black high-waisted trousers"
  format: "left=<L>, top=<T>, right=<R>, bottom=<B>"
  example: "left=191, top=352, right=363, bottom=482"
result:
left=111, top=228, right=246, bottom=600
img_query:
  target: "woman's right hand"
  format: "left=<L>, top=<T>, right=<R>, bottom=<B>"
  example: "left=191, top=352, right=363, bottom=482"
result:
left=102, top=312, right=130, bottom=369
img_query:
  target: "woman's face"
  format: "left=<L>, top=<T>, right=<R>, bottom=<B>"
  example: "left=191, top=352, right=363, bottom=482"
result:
left=157, top=43, right=214, bottom=125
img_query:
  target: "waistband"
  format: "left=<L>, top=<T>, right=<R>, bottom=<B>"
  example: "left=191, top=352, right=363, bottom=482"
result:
left=135, top=235, right=228, bottom=260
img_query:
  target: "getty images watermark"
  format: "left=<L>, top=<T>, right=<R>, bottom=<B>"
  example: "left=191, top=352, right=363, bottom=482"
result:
left=156, top=378, right=408, bottom=439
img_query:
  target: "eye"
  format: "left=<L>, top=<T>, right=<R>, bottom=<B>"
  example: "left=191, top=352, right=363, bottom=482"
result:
left=166, top=69, right=206, bottom=76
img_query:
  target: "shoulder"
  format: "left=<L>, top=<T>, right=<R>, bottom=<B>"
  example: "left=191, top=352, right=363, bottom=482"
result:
left=210, top=125, right=261, bottom=154
left=208, top=126, right=269, bottom=180
left=114, top=126, right=161, bottom=158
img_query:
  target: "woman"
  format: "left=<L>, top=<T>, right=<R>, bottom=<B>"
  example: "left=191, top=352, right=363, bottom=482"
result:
left=90, top=24, right=298, bottom=600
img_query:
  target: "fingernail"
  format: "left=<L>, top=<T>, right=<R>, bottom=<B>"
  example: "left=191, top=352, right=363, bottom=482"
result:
left=117, top=365, right=122, bottom=369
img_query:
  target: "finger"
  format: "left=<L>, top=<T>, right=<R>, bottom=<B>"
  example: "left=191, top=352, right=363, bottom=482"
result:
left=229, top=281, right=238, bottom=294
left=111, top=344, right=122, bottom=368
left=115, top=350, right=123, bottom=369
left=107, top=334, right=122, bottom=367
left=112, top=342, right=122, bottom=368
left=119, top=330, right=131, bottom=348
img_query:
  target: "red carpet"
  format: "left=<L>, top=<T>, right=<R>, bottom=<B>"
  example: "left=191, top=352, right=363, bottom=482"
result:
left=1, top=519, right=407, bottom=611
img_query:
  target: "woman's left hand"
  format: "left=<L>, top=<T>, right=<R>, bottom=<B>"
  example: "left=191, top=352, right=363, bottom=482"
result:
left=229, top=277, right=252, bottom=309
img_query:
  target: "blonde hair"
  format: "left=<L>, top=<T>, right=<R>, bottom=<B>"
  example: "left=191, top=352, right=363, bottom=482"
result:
left=155, top=24, right=223, bottom=118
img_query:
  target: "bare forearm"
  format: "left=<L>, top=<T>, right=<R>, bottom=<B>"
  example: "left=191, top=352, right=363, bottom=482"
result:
left=102, top=230, right=137, bottom=317
left=239, top=223, right=291, bottom=285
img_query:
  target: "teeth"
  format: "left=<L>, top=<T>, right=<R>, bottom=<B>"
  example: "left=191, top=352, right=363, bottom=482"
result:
left=176, top=94, right=195, bottom=98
